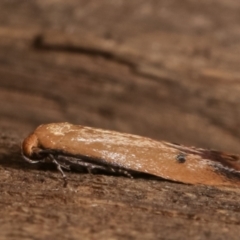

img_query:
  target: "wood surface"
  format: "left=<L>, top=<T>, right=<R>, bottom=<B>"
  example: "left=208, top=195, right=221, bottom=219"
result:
left=1, top=1, right=240, bottom=239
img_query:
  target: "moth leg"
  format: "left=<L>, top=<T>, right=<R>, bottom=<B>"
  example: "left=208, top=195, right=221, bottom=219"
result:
left=87, top=164, right=133, bottom=178
left=107, top=167, right=133, bottom=178
left=54, top=155, right=133, bottom=178
left=73, top=160, right=108, bottom=173
left=49, top=154, right=67, bottom=181
left=117, top=169, right=133, bottom=178
left=67, top=159, right=131, bottom=177
left=86, top=165, right=105, bottom=174
left=56, top=156, right=108, bottom=174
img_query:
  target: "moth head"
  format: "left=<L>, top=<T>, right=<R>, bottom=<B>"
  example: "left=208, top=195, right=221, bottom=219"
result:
left=21, top=133, right=45, bottom=163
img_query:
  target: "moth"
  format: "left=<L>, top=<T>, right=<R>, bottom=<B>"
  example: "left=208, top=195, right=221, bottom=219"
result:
left=22, top=122, right=240, bottom=187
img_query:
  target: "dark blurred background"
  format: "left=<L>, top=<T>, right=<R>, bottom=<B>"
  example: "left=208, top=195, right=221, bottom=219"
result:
left=1, top=0, right=240, bottom=152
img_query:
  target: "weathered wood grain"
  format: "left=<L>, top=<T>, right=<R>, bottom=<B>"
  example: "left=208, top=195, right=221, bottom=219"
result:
left=1, top=1, right=240, bottom=239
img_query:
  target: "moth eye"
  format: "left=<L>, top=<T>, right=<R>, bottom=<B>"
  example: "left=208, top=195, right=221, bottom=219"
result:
left=176, top=153, right=186, bottom=163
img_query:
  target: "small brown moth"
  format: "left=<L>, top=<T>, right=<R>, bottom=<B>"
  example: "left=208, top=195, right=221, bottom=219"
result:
left=22, top=122, right=240, bottom=187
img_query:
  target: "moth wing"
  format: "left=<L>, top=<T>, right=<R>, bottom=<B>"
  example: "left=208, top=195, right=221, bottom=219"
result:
left=35, top=123, right=240, bottom=187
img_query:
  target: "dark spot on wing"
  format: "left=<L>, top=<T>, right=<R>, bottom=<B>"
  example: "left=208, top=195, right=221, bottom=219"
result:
left=176, top=153, right=186, bottom=163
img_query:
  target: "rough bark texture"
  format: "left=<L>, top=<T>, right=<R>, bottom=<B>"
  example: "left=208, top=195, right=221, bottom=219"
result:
left=1, top=1, right=240, bottom=239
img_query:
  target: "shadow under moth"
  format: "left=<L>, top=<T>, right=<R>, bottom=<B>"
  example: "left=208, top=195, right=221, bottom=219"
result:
left=22, top=122, right=240, bottom=187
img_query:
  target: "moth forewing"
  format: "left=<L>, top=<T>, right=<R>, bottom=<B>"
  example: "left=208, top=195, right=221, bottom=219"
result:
left=22, top=122, right=240, bottom=187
